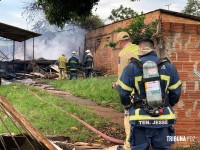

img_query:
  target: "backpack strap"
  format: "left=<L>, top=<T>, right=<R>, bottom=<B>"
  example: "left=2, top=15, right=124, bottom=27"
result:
left=130, top=57, right=143, bottom=69
left=157, top=57, right=171, bottom=70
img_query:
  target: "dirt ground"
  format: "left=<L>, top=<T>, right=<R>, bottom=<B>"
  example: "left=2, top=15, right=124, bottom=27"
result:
left=34, top=83, right=125, bottom=149
left=37, top=84, right=124, bottom=128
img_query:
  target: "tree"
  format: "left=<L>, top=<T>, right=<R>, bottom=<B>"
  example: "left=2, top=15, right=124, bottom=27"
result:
left=23, top=1, right=104, bottom=30
left=182, top=0, right=200, bottom=16
left=114, top=13, right=158, bottom=44
left=79, top=15, right=104, bottom=30
left=25, top=0, right=141, bottom=28
left=37, top=0, right=100, bottom=28
left=108, top=5, right=138, bottom=22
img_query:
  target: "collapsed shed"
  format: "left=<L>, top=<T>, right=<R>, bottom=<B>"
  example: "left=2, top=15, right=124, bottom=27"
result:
left=0, top=22, right=42, bottom=76
left=0, top=22, right=41, bottom=61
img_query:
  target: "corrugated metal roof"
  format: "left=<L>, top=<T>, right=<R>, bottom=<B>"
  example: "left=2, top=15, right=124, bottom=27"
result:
left=0, top=22, right=41, bottom=42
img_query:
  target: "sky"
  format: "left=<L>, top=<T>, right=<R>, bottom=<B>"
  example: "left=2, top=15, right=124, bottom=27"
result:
left=0, top=0, right=188, bottom=30
left=0, top=0, right=188, bottom=60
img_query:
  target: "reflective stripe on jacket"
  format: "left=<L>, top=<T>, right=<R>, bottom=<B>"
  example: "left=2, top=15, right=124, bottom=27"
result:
left=118, top=51, right=182, bottom=128
left=68, top=56, right=79, bottom=70
left=84, top=54, right=93, bottom=69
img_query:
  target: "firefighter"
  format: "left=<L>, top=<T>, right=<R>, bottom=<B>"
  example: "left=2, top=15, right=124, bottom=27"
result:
left=118, top=38, right=182, bottom=149
left=117, top=32, right=138, bottom=83
left=58, top=54, right=67, bottom=79
left=83, top=50, right=93, bottom=78
left=113, top=31, right=138, bottom=150
left=68, top=51, right=79, bottom=80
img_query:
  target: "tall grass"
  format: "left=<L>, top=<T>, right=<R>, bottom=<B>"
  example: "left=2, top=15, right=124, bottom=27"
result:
left=43, top=76, right=123, bottom=111
left=0, top=83, right=110, bottom=142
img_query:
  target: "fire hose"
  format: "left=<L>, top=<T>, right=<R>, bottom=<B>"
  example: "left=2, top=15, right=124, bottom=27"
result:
left=30, top=90, right=125, bottom=145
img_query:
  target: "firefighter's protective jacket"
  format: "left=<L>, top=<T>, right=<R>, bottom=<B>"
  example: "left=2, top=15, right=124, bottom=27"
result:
left=118, top=51, right=182, bottom=128
left=58, top=55, right=67, bottom=69
left=68, top=56, right=79, bottom=70
left=117, top=42, right=138, bottom=79
left=84, top=54, right=93, bottom=69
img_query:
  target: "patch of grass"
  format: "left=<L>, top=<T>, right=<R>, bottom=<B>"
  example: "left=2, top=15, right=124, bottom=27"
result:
left=43, top=76, right=123, bottom=111
left=0, top=83, right=114, bottom=142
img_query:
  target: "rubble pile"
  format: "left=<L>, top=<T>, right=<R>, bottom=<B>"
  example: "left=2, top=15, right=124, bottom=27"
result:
left=0, top=58, right=103, bottom=84
left=0, top=59, right=59, bottom=82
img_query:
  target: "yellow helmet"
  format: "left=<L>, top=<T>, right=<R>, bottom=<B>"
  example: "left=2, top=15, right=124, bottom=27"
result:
left=117, top=32, right=130, bottom=42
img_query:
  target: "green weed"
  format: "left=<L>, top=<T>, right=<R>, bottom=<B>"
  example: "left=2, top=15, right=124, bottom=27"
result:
left=0, top=83, right=110, bottom=142
left=43, top=76, right=123, bottom=111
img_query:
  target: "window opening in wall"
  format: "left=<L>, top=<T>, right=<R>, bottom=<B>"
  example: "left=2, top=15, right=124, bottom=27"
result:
left=106, top=37, right=110, bottom=42
left=96, top=38, right=101, bottom=49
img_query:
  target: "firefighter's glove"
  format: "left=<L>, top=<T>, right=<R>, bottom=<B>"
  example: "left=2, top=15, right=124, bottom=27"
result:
left=124, top=109, right=129, bottom=117
left=112, top=82, right=117, bottom=89
left=129, top=95, right=134, bottom=103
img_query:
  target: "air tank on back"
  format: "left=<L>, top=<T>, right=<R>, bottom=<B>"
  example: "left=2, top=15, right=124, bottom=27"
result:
left=143, top=61, right=163, bottom=108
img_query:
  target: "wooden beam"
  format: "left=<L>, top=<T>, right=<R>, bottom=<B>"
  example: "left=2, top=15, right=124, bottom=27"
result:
left=0, top=96, right=57, bottom=150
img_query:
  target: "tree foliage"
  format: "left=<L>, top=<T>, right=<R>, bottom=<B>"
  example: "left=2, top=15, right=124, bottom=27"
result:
left=108, top=5, right=138, bottom=22
left=114, top=14, right=158, bottom=44
left=182, top=0, right=200, bottom=16
left=79, top=15, right=104, bottom=30
left=37, top=0, right=100, bottom=28
left=22, top=1, right=43, bottom=24
left=23, top=0, right=104, bottom=30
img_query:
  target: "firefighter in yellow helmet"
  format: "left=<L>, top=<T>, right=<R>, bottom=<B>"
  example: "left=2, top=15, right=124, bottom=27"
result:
left=114, top=32, right=138, bottom=150
left=58, top=54, right=67, bottom=79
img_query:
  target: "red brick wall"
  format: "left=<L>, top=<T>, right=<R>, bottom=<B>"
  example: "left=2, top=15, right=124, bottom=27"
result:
left=86, top=20, right=131, bottom=74
left=86, top=10, right=200, bottom=74
left=161, top=22, right=200, bottom=147
left=86, top=11, right=200, bottom=147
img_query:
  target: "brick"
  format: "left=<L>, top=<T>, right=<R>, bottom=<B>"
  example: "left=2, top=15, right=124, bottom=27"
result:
left=184, top=48, right=198, bottom=53
left=169, top=52, right=177, bottom=61
left=179, top=72, right=189, bottom=80
left=182, top=62, right=195, bottom=71
left=162, top=22, right=171, bottom=31
left=188, top=72, right=198, bottom=81
left=190, top=53, right=200, bottom=61
left=180, top=92, right=189, bottom=100
left=185, top=81, right=195, bottom=91
left=189, top=92, right=200, bottom=99
left=171, top=23, right=184, bottom=32
left=184, top=24, right=198, bottom=33
left=175, top=130, right=189, bottom=136
left=172, top=62, right=182, bottom=71
left=177, top=53, right=189, bottom=61
left=198, top=64, right=200, bottom=71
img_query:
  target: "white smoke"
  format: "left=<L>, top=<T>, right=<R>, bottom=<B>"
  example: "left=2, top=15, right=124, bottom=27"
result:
left=13, top=24, right=87, bottom=61
left=0, top=10, right=88, bottom=62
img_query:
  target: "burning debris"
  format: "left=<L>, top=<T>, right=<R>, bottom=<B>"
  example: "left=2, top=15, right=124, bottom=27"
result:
left=0, top=58, right=103, bottom=84
left=0, top=58, right=59, bottom=81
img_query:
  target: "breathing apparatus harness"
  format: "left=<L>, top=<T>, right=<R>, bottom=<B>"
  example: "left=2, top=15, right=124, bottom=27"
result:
left=130, top=57, right=170, bottom=117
